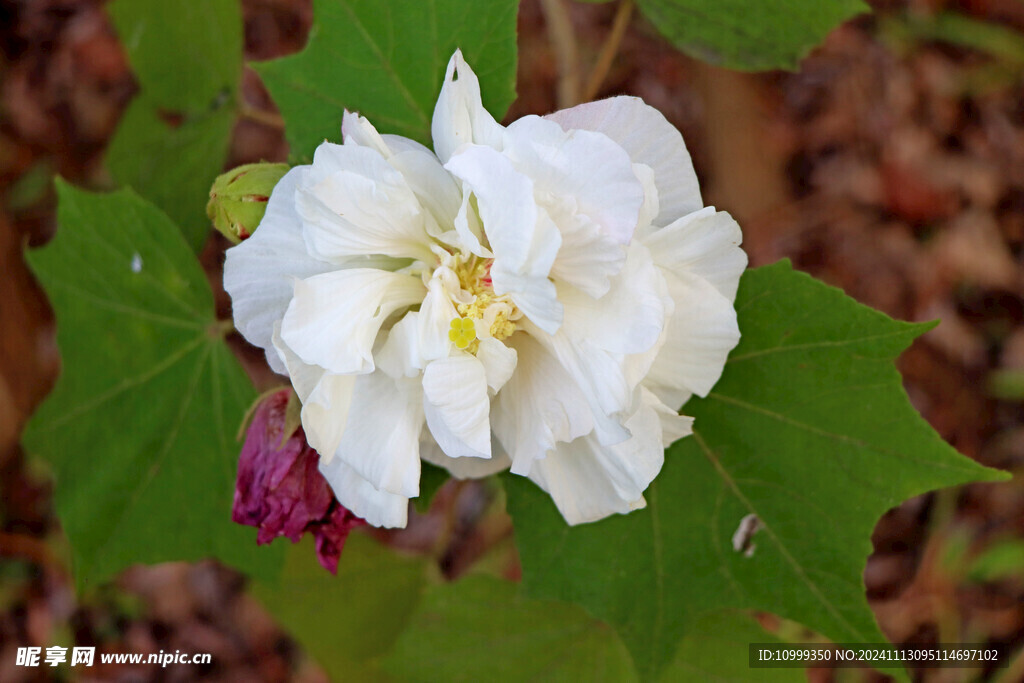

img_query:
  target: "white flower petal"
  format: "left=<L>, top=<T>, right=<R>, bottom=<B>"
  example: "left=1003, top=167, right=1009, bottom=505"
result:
left=301, top=372, right=356, bottom=461
left=451, top=182, right=491, bottom=257
left=423, top=355, right=492, bottom=459
left=445, top=145, right=563, bottom=334
left=546, top=208, right=625, bottom=300
left=297, top=143, right=434, bottom=263
left=527, top=401, right=665, bottom=525
left=319, top=457, right=409, bottom=528
left=532, top=328, right=632, bottom=446
left=431, top=49, right=504, bottom=163
left=503, top=115, right=644, bottom=245
left=643, top=207, right=747, bottom=302
left=545, top=96, right=702, bottom=227
left=376, top=312, right=423, bottom=379
left=281, top=269, right=424, bottom=375
left=224, top=167, right=334, bottom=374
left=641, top=387, right=694, bottom=447
left=632, top=163, right=660, bottom=236
left=475, top=337, right=517, bottom=393
left=557, top=242, right=668, bottom=355
left=341, top=110, right=391, bottom=156
left=330, top=372, right=423, bottom=498
left=648, top=268, right=741, bottom=401
left=386, top=149, right=463, bottom=236
left=492, top=334, right=594, bottom=475
left=420, top=432, right=511, bottom=479
left=270, top=321, right=324, bottom=402
left=418, top=274, right=458, bottom=362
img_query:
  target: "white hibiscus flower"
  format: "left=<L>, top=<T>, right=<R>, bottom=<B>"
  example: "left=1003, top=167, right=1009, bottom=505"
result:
left=224, top=50, right=746, bottom=528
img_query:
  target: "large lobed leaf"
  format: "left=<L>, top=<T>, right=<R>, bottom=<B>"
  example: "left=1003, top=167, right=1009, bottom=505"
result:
left=255, top=0, right=519, bottom=159
left=383, top=576, right=638, bottom=682
left=105, top=0, right=243, bottom=251
left=253, top=533, right=428, bottom=682
left=24, top=181, right=281, bottom=589
left=636, top=0, right=869, bottom=71
left=506, top=261, right=1007, bottom=679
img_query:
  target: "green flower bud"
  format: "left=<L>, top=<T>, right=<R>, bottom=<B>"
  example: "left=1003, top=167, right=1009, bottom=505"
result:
left=207, top=162, right=289, bottom=243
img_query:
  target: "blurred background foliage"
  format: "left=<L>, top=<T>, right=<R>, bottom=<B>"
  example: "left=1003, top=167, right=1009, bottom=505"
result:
left=2, top=0, right=1024, bottom=681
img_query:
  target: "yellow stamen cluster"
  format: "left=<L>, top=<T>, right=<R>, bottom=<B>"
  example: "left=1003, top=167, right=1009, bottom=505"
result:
left=489, top=310, right=516, bottom=341
left=448, top=255, right=518, bottom=353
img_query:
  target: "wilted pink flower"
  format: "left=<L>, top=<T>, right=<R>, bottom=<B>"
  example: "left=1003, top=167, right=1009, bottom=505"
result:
left=233, top=389, right=364, bottom=573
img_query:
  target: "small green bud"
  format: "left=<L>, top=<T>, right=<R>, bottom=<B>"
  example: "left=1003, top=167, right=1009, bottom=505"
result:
left=207, top=162, right=289, bottom=243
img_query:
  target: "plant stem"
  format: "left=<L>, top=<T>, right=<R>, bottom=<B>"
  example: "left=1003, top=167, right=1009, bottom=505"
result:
left=540, top=0, right=581, bottom=108
left=583, top=0, right=634, bottom=102
left=239, top=102, right=286, bottom=130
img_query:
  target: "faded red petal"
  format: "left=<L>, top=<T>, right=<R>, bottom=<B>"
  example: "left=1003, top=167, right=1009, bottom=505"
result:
left=233, top=389, right=363, bottom=570
left=312, top=504, right=366, bottom=574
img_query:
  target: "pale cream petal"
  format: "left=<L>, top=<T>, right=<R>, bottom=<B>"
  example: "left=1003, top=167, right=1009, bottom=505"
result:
left=223, top=167, right=333, bottom=374
left=475, top=337, right=517, bottom=393
left=423, top=356, right=492, bottom=460
left=300, top=372, right=356, bottom=461
left=526, top=401, right=665, bottom=525
left=319, top=457, right=409, bottom=528
left=492, top=334, right=594, bottom=475
left=330, top=372, right=423, bottom=498
left=297, top=143, right=434, bottom=263
left=648, top=269, right=741, bottom=399
left=420, top=432, right=511, bottom=479
left=545, top=96, right=702, bottom=227
left=431, top=49, right=504, bottom=163
left=281, top=269, right=424, bottom=375
left=643, top=207, right=747, bottom=301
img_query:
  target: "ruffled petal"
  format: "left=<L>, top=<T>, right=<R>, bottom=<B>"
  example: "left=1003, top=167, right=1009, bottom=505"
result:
left=475, top=337, right=517, bottom=393
left=431, top=49, right=504, bottom=163
left=281, top=269, right=424, bottom=375
left=445, top=145, right=563, bottom=334
left=223, top=167, right=334, bottom=374
left=418, top=273, right=459, bottom=362
left=330, top=372, right=423, bottom=498
left=296, top=143, right=435, bottom=263
left=319, top=457, right=409, bottom=528
left=503, top=115, right=644, bottom=245
left=557, top=242, right=668, bottom=355
left=545, top=96, right=702, bottom=227
left=526, top=399, right=665, bottom=525
left=647, top=268, right=741, bottom=402
left=271, top=321, right=324, bottom=402
left=643, top=207, right=747, bottom=302
left=420, top=431, right=511, bottom=479
left=492, top=334, right=594, bottom=475
left=423, top=355, right=492, bottom=459
left=300, top=372, right=356, bottom=461
left=376, top=312, right=424, bottom=379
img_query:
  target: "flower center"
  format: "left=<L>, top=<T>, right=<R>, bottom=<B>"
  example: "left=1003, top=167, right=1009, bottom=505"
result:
left=448, top=255, right=518, bottom=352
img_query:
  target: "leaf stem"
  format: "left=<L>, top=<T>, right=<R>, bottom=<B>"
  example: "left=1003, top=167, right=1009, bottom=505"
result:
left=540, top=0, right=582, bottom=108
left=239, top=102, right=286, bottom=130
left=583, top=0, right=634, bottom=102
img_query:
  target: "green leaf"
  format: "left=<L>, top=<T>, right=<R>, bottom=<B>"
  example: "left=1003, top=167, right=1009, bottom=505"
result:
left=635, top=0, right=869, bottom=71
left=105, top=0, right=244, bottom=251
left=24, top=181, right=280, bottom=590
left=253, top=533, right=427, bottom=681
left=382, top=576, right=638, bottom=682
left=505, top=261, right=1008, bottom=680
left=256, top=0, right=519, bottom=159
left=663, top=611, right=805, bottom=682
